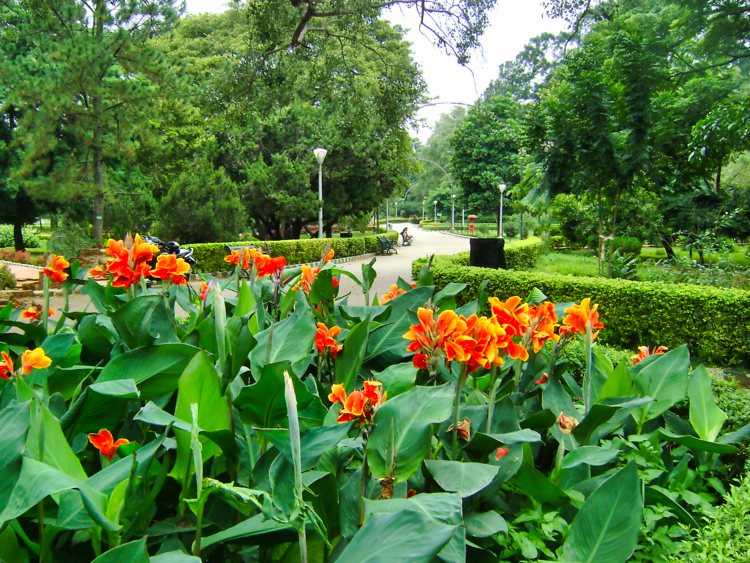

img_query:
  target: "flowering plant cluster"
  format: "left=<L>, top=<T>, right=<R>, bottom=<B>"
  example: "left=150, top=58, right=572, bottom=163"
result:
left=0, top=246, right=739, bottom=563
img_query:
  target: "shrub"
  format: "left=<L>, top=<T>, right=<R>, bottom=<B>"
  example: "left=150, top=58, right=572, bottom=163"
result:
left=712, top=376, right=750, bottom=434
left=611, top=235, right=642, bottom=257
left=413, top=253, right=750, bottom=365
left=503, top=237, right=544, bottom=270
left=48, top=223, right=95, bottom=259
left=667, top=469, right=750, bottom=561
left=0, top=225, right=41, bottom=249
left=189, top=232, right=398, bottom=273
left=0, top=265, right=15, bottom=289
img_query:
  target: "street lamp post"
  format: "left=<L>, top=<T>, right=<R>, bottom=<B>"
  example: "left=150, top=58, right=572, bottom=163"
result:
left=498, top=183, right=507, bottom=238
left=422, top=197, right=425, bottom=220
left=313, top=148, right=328, bottom=239
left=451, top=194, right=456, bottom=231
left=433, top=200, right=438, bottom=223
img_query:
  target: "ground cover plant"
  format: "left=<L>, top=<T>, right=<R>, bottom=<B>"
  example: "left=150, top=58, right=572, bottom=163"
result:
left=0, top=239, right=748, bottom=561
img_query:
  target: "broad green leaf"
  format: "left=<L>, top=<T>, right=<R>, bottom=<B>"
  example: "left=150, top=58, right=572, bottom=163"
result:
left=27, top=403, right=87, bottom=480
left=632, top=345, right=689, bottom=424
left=433, top=282, right=466, bottom=311
left=511, top=464, right=569, bottom=507
left=77, top=314, right=117, bottom=364
left=572, top=398, right=653, bottom=445
left=249, top=302, right=315, bottom=378
left=0, top=526, right=26, bottom=563
left=201, top=513, right=292, bottom=548
left=171, top=351, right=232, bottom=484
left=337, top=510, right=456, bottom=562
left=257, top=422, right=352, bottom=470
left=62, top=379, right=139, bottom=436
left=150, top=551, right=202, bottom=562
left=334, top=319, right=369, bottom=391
left=363, top=493, right=464, bottom=563
left=425, top=460, right=499, bottom=497
left=373, top=361, right=417, bottom=398
left=645, top=486, right=698, bottom=528
left=110, top=295, right=178, bottom=349
left=718, top=421, right=750, bottom=445
left=560, top=446, right=620, bottom=469
left=659, top=429, right=737, bottom=454
left=597, top=359, right=633, bottom=400
left=561, top=463, right=642, bottom=563
left=0, top=403, right=30, bottom=513
left=367, top=384, right=454, bottom=480
left=688, top=365, right=727, bottom=442
left=96, top=343, right=200, bottom=399
left=235, top=363, right=317, bottom=429
left=464, top=510, right=508, bottom=538
left=92, top=538, right=148, bottom=563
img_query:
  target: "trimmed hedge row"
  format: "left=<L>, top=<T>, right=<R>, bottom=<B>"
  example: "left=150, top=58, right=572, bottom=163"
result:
left=412, top=254, right=750, bottom=366
left=504, top=237, right=544, bottom=270
left=667, top=468, right=750, bottom=561
left=189, top=233, right=398, bottom=274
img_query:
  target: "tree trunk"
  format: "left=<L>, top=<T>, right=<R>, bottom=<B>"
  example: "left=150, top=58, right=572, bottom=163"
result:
left=714, top=165, right=721, bottom=193
left=661, top=236, right=676, bottom=260
left=13, top=221, right=25, bottom=252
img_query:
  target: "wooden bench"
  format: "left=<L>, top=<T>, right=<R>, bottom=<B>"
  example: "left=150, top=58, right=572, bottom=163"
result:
left=225, top=244, right=258, bottom=278
left=376, top=236, right=397, bottom=255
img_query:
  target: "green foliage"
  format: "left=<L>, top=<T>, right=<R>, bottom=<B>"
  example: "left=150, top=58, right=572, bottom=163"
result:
left=0, top=265, right=16, bottom=290
left=418, top=253, right=750, bottom=365
left=667, top=469, right=750, bottom=561
left=612, top=236, right=642, bottom=257
left=47, top=222, right=95, bottom=259
left=0, top=225, right=40, bottom=249
left=504, top=236, right=545, bottom=270
left=190, top=233, right=398, bottom=273
left=156, top=160, right=246, bottom=244
left=711, top=376, right=750, bottom=434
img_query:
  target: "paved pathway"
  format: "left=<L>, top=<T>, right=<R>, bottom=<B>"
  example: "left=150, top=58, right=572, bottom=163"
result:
left=2, top=223, right=469, bottom=310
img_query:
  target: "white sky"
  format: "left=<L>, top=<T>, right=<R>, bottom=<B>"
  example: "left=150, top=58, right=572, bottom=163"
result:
left=183, top=1, right=565, bottom=141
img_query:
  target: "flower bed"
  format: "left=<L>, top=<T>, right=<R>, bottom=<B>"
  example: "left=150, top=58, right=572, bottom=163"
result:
left=0, top=236, right=747, bottom=561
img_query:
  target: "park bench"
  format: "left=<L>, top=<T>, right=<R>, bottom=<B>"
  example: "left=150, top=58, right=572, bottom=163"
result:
left=376, top=236, right=397, bottom=255
left=400, top=232, right=413, bottom=246
left=225, top=244, right=258, bottom=278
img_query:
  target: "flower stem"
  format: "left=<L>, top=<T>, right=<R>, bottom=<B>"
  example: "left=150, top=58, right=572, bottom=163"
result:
left=358, top=433, right=369, bottom=527
left=42, top=275, right=50, bottom=334
left=583, top=324, right=593, bottom=414
left=485, top=366, right=500, bottom=434
left=452, top=364, right=468, bottom=457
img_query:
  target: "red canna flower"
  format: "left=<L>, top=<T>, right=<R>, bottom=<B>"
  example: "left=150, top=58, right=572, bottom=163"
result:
left=560, top=298, right=604, bottom=340
left=20, top=305, right=55, bottom=321
left=43, top=254, right=69, bottom=283
left=21, top=347, right=52, bottom=375
left=0, top=351, right=14, bottom=380
left=315, top=323, right=343, bottom=358
left=631, top=345, right=668, bottom=365
left=88, top=429, right=130, bottom=460
left=380, top=283, right=407, bottom=304
left=412, top=352, right=428, bottom=370
left=495, top=447, right=510, bottom=460
left=535, top=373, right=549, bottom=385
left=253, top=252, right=286, bottom=278
left=150, top=254, right=191, bottom=285
left=199, top=281, right=209, bottom=301
left=104, top=234, right=159, bottom=289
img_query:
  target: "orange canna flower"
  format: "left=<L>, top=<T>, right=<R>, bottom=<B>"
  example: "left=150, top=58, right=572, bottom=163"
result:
left=88, top=429, right=130, bottom=461
left=88, top=265, right=107, bottom=279
left=489, top=296, right=530, bottom=339
left=20, top=305, right=55, bottom=321
left=495, top=447, right=509, bottom=460
left=199, top=281, right=209, bottom=301
left=295, top=265, right=318, bottom=294
left=631, top=345, right=668, bottom=365
left=104, top=234, right=159, bottom=288
left=380, top=283, right=407, bottom=304
left=43, top=254, right=69, bottom=283
left=561, top=298, right=604, bottom=340
left=21, top=347, right=52, bottom=375
left=454, top=314, right=507, bottom=372
left=0, top=351, right=14, bottom=380
left=328, top=380, right=385, bottom=424
left=252, top=251, right=286, bottom=278
left=323, top=249, right=335, bottom=264
left=528, top=302, right=560, bottom=353
left=315, top=323, right=343, bottom=358
left=150, top=254, right=191, bottom=285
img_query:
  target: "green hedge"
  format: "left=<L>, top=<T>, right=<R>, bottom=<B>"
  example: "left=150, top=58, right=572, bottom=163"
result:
left=504, top=237, right=544, bottom=270
left=189, top=233, right=398, bottom=274
left=412, top=254, right=750, bottom=366
left=667, top=468, right=750, bottom=561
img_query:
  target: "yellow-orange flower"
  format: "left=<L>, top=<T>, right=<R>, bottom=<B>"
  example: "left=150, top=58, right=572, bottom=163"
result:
left=224, top=248, right=254, bottom=270
left=528, top=302, right=559, bottom=352
left=489, top=296, right=530, bottom=339
left=454, top=314, right=507, bottom=371
left=295, top=265, right=318, bottom=294
left=150, top=254, right=191, bottom=285
left=104, top=234, right=159, bottom=289
left=88, top=265, right=107, bottom=279
left=328, top=380, right=385, bottom=424
left=323, top=248, right=335, bottom=264
left=21, top=347, right=52, bottom=375
left=315, top=323, right=343, bottom=358
left=380, top=283, right=406, bottom=304
left=88, top=429, right=129, bottom=461
left=560, top=298, right=604, bottom=340
left=0, top=351, right=14, bottom=380
left=404, top=307, right=468, bottom=365
left=43, top=254, right=69, bottom=283
left=20, top=305, right=55, bottom=321
left=631, top=345, right=668, bottom=365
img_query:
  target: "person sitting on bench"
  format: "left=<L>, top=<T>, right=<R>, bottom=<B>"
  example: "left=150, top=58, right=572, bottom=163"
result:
left=401, top=227, right=414, bottom=245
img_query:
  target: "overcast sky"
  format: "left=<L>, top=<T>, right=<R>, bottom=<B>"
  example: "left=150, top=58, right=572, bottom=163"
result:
left=183, top=1, right=565, bottom=140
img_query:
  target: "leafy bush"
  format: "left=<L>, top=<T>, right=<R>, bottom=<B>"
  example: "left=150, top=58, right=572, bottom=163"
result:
left=562, top=339, right=633, bottom=377
left=414, top=253, right=750, bottom=365
left=0, top=265, right=15, bottom=289
left=504, top=237, right=544, bottom=270
left=609, top=249, right=639, bottom=280
left=712, top=376, right=750, bottom=434
left=47, top=223, right=95, bottom=259
left=611, top=235, right=642, bottom=257
left=0, top=224, right=41, bottom=249
left=0, top=250, right=45, bottom=266
left=667, top=469, right=750, bottom=561
left=190, top=232, right=398, bottom=273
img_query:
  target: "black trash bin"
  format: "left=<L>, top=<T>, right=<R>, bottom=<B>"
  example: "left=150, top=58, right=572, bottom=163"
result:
left=340, top=232, right=353, bottom=238
left=469, top=238, right=507, bottom=269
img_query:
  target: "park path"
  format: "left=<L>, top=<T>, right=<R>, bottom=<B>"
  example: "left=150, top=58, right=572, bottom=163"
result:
left=2, top=223, right=469, bottom=311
